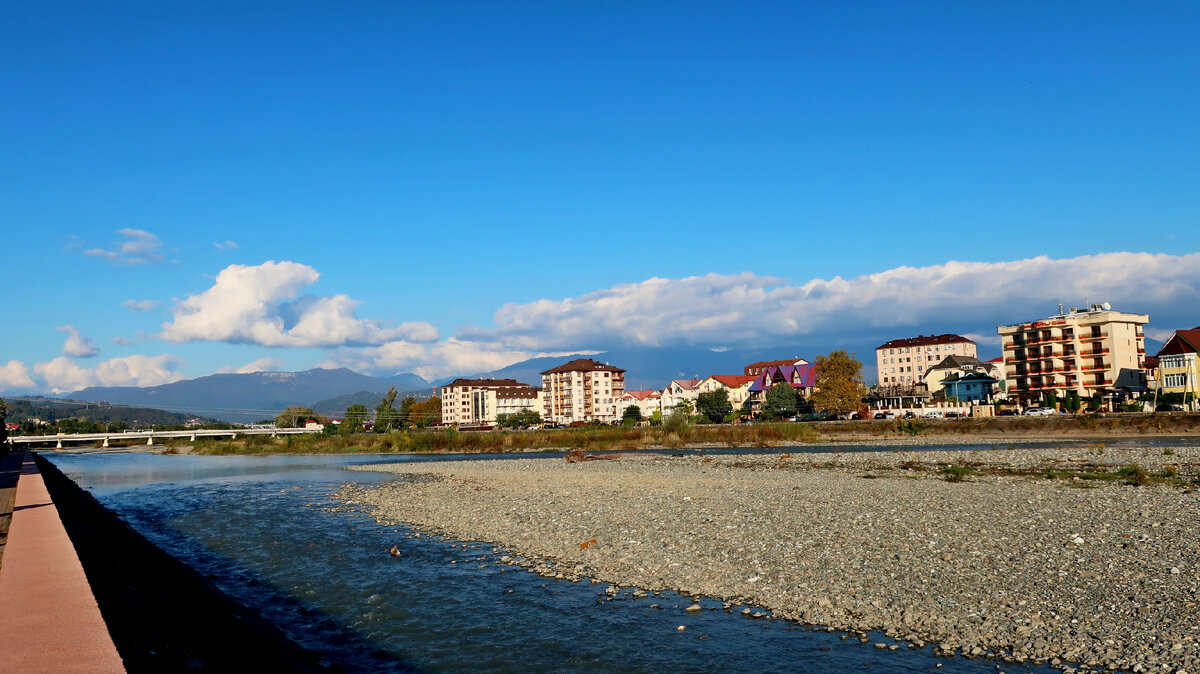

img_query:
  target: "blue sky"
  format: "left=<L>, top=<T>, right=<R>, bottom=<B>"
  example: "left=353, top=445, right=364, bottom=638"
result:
left=3, top=2, right=1199, bottom=392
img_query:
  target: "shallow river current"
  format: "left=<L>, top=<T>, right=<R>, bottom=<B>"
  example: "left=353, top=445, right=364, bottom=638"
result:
left=45, top=442, right=1160, bottom=672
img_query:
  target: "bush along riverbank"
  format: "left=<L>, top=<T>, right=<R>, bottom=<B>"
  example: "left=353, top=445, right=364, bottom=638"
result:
left=174, top=413, right=1200, bottom=456
left=187, top=422, right=824, bottom=455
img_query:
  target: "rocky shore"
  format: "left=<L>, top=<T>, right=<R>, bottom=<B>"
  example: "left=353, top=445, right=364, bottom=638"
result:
left=340, top=444, right=1200, bottom=673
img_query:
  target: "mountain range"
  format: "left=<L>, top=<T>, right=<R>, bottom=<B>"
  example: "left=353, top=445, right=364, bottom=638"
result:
left=68, top=368, right=429, bottom=423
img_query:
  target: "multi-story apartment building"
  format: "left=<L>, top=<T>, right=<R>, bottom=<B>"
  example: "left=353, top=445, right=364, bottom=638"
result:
left=440, top=378, right=540, bottom=427
left=540, top=359, right=626, bottom=425
left=1154, top=327, right=1200, bottom=406
left=876, top=334, right=976, bottom=386
left=998, top=303, right=1148, bottom=403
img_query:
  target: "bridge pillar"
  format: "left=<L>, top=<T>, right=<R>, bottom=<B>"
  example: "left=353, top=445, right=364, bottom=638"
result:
left=189, top=434, right=196, bottom=442
left=102, top=438, right=109, bottom=448
left=231, top=432, right=237, bottom=439
left=56, top=440, right=62, bottom=449
left=146, top=436, right=153, bottom=446
left=271, top=432, right=277, bottom=438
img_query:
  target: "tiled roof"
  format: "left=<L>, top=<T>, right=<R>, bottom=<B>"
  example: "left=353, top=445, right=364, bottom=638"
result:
left=706, top=374, right=757, bottom=388
left=876, top=334, right=974, bottom=350
left=443, top=378, right=530, bottom=388
left=622, top=390, right=661, bottom=401
left=540, top=358, right=626, bottom=375
left=745, top=358, right=808, bottom=370
left=496, top=387, right=540, bottom=399
left=1156, top=327, right=1200, bottom=356
left=926, top=355, right=985, bottom=370
left=748, top=364, right=819, bottom=392
left=668, top=378, right=702, bottom=390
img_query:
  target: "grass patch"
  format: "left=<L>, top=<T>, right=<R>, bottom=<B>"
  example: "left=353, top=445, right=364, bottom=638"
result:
left=939, top=464, right=976, bottom=482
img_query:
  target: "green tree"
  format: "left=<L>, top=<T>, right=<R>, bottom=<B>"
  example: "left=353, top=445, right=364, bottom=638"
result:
left=374, top=387, right=400, bottom=433
left=275, top=405, right=316, bottom=428
left=809, top=350, right=866, bottom=416
left=1064, top=391, right=1081, bottom=413
left=760, top=383, right=799, bottom=420
left=622, top=404, right=643, bottom=426
left=342, top=404, right=371, bottom=434
left=696, top=389, right=733, bottom=424
left=649, top=410, right=663, bottom=426
left=0, top=400, right=8, bottom=445
left=398, top=396, right=417, bottom=427
left=1088, top=393, right=1103, bottom=412
left=497, top=408, right=542, bottom=428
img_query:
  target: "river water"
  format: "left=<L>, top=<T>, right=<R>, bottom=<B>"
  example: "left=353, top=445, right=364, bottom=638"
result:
left=43, top=442, right=1152, bottom=673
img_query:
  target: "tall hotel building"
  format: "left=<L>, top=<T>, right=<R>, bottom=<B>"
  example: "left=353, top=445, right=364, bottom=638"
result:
left=540, top=358, right=626, bottom=425
left=997, top=303, right=1148, bottom=401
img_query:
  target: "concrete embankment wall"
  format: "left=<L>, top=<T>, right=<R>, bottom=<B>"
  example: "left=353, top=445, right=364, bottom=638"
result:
left=30, top=454, right=334, bottom=673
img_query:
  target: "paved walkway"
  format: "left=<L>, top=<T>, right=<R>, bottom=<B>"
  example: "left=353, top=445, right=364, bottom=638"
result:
left=0, top=451, right=125, bottom=672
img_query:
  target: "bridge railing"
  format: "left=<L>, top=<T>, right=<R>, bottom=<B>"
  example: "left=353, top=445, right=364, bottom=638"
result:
left=8, top=427, right=319, bottom=448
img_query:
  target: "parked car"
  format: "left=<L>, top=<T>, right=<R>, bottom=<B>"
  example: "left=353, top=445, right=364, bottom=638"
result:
left=873, top=412, right=896, bottom=420
left=996, top=410, right=1017, bottom=416
left=1155, top=404, right=1185, bottom=412
left=945, top=411, right=964, bottom=418
left=921, top=411, right=942, bottom=419
left=1023, top=407, right=1057, bottom=416
left=902, top=411, right=916, bottom=419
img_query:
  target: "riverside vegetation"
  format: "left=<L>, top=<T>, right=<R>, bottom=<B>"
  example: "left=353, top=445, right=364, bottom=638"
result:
left=172, top=413, right=1200, bottom=456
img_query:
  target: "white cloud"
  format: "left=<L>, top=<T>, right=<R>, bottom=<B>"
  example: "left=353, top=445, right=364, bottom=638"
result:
left=83, top=228, right=165, bottom=265
left=459, top=253, right=1200, bottom=351
left=217, top=357, right=285, bottom=374
left=33, top=355, right=187, bottom=393
left=321, top=339, right=590, bottom=381
left=110, top=336, right=134, bottom=346
left=159, top=261, right=439, bottom=348
left=213, top=240, right=238, bottom=250
left=123, top=299, right=161, bottom=312
left=57, top=325, right=100, bottom=358
left=0, top=360, right=36, bottom=391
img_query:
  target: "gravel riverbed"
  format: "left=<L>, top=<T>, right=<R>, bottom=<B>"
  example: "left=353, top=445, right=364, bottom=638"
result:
left=340, top=445, right=1200, bottom=673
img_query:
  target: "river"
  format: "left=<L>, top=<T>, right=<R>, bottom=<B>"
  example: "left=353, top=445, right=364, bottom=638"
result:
left=43, top=443, right=1147, bottom=672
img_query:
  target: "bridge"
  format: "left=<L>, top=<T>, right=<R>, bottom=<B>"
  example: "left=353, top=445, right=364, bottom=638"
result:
left=8, top=427, right=319, bottom=449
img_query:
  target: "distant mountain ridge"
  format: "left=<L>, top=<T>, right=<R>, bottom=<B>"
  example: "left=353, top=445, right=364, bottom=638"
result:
left=68, top=368, right=429, bottom=423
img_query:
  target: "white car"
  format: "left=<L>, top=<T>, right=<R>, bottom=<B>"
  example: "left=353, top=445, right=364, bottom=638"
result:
left=921, top=411, right=942, bottom=419
left=1023, top=407, right=1057, bottom=416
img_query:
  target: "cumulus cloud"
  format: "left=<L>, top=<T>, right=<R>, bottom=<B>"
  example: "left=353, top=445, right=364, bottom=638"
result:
left=321, top=339, right=590, bottom=381
left=83, top=228, right=165, bottom=265
left=0, top=360, right=36, bottom=391
left=159, top=261, right=439, bottom=348
left=213, top=240, right=238, bottom=250
left=123, top=299, right=161, bottom=312
left=217, top=357, right=285, bottom=374
left=458, top=253, right=1200, bottom=351
left=57, top=325, right=100, bottom=358
left=33, top=355, right=187, bottom=393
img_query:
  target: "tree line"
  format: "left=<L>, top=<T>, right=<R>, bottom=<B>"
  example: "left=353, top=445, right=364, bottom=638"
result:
left=274, top=388, right=443, bottom=434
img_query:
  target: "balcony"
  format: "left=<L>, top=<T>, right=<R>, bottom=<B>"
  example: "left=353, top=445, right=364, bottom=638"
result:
left=1081, top=349, right=1109, bottom=357
left=1082, top=332, right=1108, bottom=341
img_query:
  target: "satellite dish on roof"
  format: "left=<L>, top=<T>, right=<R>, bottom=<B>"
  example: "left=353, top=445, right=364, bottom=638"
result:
left=1102, top=302, right=1112, bottom=311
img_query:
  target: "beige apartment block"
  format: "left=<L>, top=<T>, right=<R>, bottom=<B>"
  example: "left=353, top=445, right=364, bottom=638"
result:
left=998, top=303, right=1148, bottom=402
left=617, top=390, right=662, bottom=419
left=440, top=378, right=540, bottom=426
left=540, top=359, right=626, bottom=425
left=876, top=334, right=976, bottom=386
